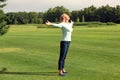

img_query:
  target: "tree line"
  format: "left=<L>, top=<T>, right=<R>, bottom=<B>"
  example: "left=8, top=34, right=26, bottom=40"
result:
left=71, top=5, right=120, bottom=23
left=6, top=12, right=43, bottom=24
left=5, top=5, right=120, bottom=25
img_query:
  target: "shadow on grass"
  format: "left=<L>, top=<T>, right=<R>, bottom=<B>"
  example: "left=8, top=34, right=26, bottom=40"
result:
left=0, top=68, right=57, bottom=76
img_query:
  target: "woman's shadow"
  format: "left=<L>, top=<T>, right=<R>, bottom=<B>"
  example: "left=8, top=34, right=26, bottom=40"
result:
left=0, top=68, right=57, bottom=76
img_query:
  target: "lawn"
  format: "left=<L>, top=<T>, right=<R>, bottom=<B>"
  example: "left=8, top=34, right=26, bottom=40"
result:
left=0, top=24, right=120, bottom=80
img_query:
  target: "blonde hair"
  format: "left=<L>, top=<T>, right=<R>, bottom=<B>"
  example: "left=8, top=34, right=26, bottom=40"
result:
left=60, top=13, right=70, bottom=23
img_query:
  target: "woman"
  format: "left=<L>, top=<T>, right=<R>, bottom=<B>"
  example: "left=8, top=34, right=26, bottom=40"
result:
left=46, top=13, right=73, bottom=76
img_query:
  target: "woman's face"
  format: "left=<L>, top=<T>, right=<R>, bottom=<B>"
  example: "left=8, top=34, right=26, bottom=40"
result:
left=62, top=14, right=70, bottom=22
left=64, top=14, right=70, bottom=21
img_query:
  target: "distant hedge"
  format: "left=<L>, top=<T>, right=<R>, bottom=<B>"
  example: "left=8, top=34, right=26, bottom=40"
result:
left=74, top=22, right=116, bottom=27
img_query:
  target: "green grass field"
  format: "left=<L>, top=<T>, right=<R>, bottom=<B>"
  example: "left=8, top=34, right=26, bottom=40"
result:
left=0, top=24, right=120, bottom=80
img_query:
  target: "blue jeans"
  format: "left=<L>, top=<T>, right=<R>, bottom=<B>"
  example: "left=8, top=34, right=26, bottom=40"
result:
left=58, top=41, right=70, bottom=70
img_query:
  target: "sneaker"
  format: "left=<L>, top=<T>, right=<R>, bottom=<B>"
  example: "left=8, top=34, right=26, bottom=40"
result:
left=59, top=73, right=66, bottom=76
left=63, top=72, right=68, bottom=74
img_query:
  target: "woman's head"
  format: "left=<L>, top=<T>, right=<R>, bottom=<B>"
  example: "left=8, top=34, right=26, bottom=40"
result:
left=60, top=13, right=70, bottom=23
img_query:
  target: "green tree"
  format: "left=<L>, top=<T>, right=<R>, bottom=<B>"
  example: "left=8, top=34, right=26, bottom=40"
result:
left=71, top=11, right=80, bottom=22
left=115, top=5, right=120, bottom=23
left=37, top=18, right=43, bottom=24
left=76, top=17, right=80, bottom=22
left=43, top=6, right=70, bottom=22
left=82, top=15, right=85, bottom=22
left=83, top=5, right=97, bottom=21
left=97, top=5, right=116, bottom=22
left=71, top=10, right=85, bottom=22
left=0, top=0, right=9, bottom=35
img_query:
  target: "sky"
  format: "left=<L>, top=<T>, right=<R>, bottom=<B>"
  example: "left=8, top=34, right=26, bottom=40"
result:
left=3, top=0, right=120, bottom=13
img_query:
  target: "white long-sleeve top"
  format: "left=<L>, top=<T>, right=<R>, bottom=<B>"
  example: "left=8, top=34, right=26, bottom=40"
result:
left=52, top=22, right=73, bottom=41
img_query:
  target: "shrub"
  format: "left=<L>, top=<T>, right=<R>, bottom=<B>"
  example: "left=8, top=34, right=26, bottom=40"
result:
left=106, top=22, right=116, bottom=25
